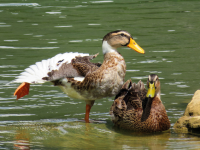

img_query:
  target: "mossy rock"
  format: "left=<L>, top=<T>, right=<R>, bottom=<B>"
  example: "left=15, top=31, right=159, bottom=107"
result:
left=174, top=90, right=200, bottom=134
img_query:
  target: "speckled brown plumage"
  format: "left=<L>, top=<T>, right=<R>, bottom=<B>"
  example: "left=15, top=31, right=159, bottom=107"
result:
left=68, top=51, right=126, bottom=100
left=71, top=53, right=101, bottom=76
left=110, top=75, right=170, bottom=132
left=43, top=53, right=101, bottom=82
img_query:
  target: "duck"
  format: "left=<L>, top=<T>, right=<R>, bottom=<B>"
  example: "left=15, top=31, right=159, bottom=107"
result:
left=110, top=74, right=170, bottom=132
left=12, top=30, right=145, bottom=123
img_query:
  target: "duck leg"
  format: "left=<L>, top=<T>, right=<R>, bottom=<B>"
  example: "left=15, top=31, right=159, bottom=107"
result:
left=85, top=100, right=95, bottom=123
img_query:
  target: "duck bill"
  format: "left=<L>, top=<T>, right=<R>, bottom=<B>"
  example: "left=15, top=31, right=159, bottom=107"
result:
left=146, top=82, right=155, bottom=98
left=127, top=38, right=145, bottom=54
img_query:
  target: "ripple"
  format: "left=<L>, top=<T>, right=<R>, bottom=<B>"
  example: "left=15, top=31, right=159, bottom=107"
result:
left=126, top=70, right=140, bottom=72
left=0, top=3, right=40, bottom=7
left=0, top=101, right=13, bottom=104
left=54, top=25, right=72, bottom=28
left=0, top=106, right=23, bottom=110
left=0, top=114, right=35, bottom=117
left=94, top=127, right=112, bottom=133
left=177, top=85, right=190, bottom=88
left=166, top=82, right=189, bottom=88
left=6, top=70, right=22, bottom=72
left=40, top=119, right=79, bottom=123
left=33, top=35, right=44, bottom=37
left=75, top=5, right=88, bottom=8
left=0, top=25, right=11, bottom=27
left=88, top=24, right=101, bottom=25
left=168, top=30, right=175, bottom=32
left=90, top=1, right=113, bottom=3
left=95, top=103, right=102, bottom=105
left=24, top=33, right=33, bottom=35
left=165, top=82, right=185, bottom=85
left=46, top=12, right=61, bottom=14
left=92, top=39, right=102, bottom=41
left=138, top=59, right=161, bottom=64
left=131, top=76, right=148, bottom=80
left=57, top=127, right=68, bottom=134
left=62, top=123, right=83, bottom=129
left=172, top=73, right=182, bottom=75
left=0, top=65, right=17, bottom=68
left=4, top=40, right=18, bottom=42
left=0, top=98, right=15, bottom=101
left=169, top=92, right=193, bottom=97
left=21, top=105, right=43, bottom=108
left=69, top=40, right=83, bottom=43
left=171, top=103, right=178, bottom=105
left=144, top=71, right=162, bottom=74
left=48, top=42, right=58, bottom=43
left=11, top=12, right=18, bottom=15
left=0, top=46, right=59, bottom=49
left=151, top=50, right=175, bottom=53
left=59, top=16, right=66, bottom=18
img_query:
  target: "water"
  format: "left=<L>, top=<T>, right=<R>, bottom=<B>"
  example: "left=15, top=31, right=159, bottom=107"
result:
left=1, top=0, right=200, bottom=149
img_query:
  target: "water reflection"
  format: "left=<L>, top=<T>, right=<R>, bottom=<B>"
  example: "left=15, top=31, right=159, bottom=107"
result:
left=3, top=122, right=172, bottom=149
left=14, top=129, right=30, bottom=150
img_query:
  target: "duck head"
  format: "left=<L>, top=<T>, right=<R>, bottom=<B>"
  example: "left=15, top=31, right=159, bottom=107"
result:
left=146, top=74, right=160, bottom=99
left=102, top=30, right=145, bottom=54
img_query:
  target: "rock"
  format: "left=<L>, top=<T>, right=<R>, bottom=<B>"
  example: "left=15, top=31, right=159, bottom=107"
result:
left=174, top=90, right=200, bottom=134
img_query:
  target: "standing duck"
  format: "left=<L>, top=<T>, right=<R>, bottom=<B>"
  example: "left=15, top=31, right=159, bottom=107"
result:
left=110, top=74, right=170, bottom=132
left=13, top=30, right=145, bottom=123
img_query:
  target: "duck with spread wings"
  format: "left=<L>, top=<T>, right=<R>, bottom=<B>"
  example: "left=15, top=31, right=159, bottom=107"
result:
left=12, top=30, right=145, bottom=123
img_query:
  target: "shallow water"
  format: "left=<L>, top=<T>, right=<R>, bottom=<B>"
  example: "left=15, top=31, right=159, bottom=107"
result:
left=1, top=0, right=200, bottom=149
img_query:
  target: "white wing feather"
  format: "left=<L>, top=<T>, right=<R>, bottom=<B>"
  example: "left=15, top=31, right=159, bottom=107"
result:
left=12, top=52, right=89, bottom=84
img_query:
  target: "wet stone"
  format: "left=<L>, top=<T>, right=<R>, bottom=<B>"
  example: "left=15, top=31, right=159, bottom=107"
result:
left=174, top=90, right=200, bottom=134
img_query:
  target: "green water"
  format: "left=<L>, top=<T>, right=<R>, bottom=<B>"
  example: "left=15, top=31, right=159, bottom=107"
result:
left=1, top=0, right=200, bottom=149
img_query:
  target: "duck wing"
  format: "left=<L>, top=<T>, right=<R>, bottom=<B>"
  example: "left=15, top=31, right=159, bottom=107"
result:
left=43, top=53, right=101, bottom=82
left=123, top=80, right=147, bottom=110
left=12, top=52, right=101, bottom=100
left=110, top=80, right=147, bottom=119
left=12, top=52, right=100, bottom=84
left=71, top=53, right=101, bottom=77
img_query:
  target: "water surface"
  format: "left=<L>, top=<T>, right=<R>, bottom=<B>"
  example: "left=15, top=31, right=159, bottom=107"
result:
left=1, top=0, right=200, bottom=149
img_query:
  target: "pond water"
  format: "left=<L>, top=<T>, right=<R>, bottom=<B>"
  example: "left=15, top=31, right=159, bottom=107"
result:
left=1, top=0, right=200, bottom=149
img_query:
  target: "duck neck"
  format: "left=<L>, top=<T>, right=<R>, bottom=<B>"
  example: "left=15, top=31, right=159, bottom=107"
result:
left=156, top=90, right=161, bottom=100
left=102, top=41, right=116, bottom=55
left=141, top=97, right=154, bottom=122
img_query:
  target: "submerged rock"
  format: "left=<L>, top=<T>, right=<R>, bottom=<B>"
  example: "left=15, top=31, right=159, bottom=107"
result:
left=174, top=90, right=200, bottom=134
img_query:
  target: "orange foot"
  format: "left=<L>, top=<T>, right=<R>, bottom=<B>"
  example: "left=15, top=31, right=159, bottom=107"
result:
left=14, top=82, right=30, bottom=100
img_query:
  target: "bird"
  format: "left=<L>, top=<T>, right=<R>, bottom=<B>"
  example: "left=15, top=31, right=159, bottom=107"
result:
left=110, top=74, right=170, bottom=132
left=12, top=30, right=145, bottom=123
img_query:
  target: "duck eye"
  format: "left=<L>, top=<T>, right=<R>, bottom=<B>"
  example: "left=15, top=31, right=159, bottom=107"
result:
left=120, top=33, right=125, bottom=36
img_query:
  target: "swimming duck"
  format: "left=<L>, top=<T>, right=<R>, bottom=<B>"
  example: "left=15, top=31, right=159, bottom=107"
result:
left=110, top=74, right=170, bottom=132
left=12, top=30, right=145, bottom=123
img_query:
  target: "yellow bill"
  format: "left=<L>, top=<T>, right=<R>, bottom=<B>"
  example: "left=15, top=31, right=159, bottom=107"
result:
left=146, top=82, right=155, bottom=98
left=127, top=38, right=145, bottom=54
